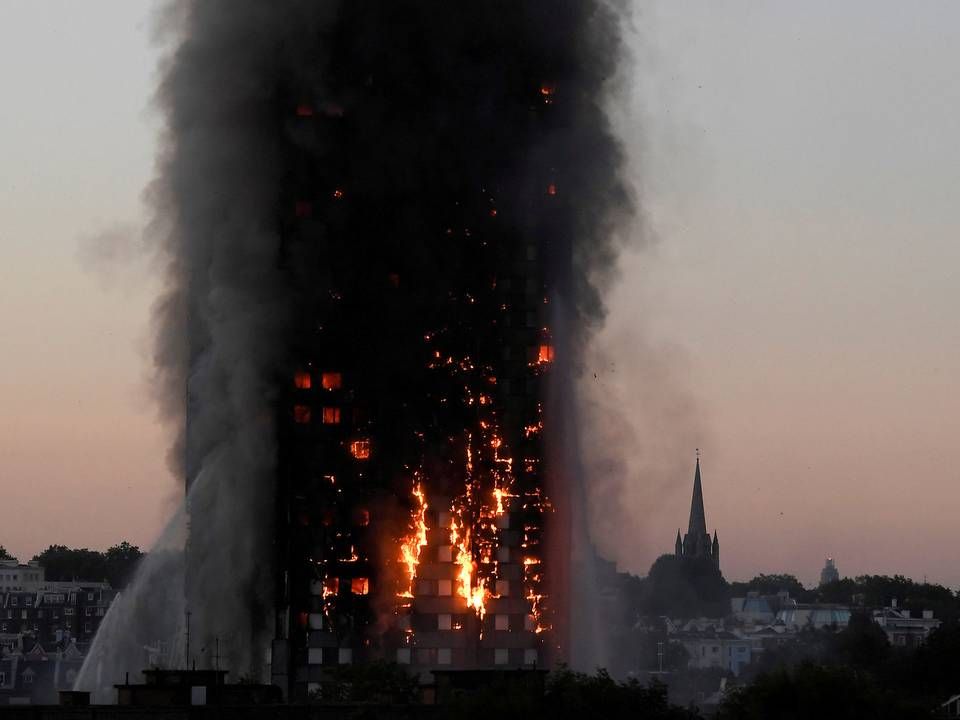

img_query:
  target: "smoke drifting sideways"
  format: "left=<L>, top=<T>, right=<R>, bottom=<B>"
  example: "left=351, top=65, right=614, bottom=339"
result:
left=79, top=0, right=633, bottom=693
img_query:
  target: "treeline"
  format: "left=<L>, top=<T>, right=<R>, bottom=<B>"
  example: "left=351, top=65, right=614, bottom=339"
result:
left=717, top=615, right=960, bottom=718
left=26, top=542, right=144, bottom=589
left=730, top=573, right=960, bottom=623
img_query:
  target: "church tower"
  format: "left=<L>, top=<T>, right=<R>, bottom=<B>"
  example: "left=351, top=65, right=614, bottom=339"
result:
left=675, top=455, right=719, bottom=570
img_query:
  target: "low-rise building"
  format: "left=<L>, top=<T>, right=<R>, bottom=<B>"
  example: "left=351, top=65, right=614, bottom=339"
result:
left=0, top=561, right=44, bottom=592
left=775, top=603, right=851, bottom=631
left=672, top=629, right=753, bottom=676
left=0, top=584, right=115, bottom=647
left=0, top=583, right=117, bottom=705
left=872, top=604, right=940, bottom=648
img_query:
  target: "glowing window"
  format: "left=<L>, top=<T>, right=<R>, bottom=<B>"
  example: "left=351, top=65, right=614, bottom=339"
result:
left=323, top=577, right=339, bottom=598
left=355, top=509, right=370, bottom=527
left=351, top=578, right=369, bottom=595
left=538, top=345, right=554, bottom=363
left=437, top=580, right=452, bottom=597
left=437, top=545, right=453, bottom=562
left=322, top=407, right=341, bottom=424
left=546, top=183, right=557, bottom=196
left=350, top=439, right=371, bottom=460
left=524, top=614, right=536, bottom=632
left=495, top=614, right=509, bottom=631
left=321, top=372, right=342, bottom=390
left=297, top=612, right=309, bottom=629
left=495, top=580, right=510, bottom=597
left=293, top=405, right=311, bottom=424
left=438, top=614, right=452, bottom=631
left=295, top=104, right=314, bottom=117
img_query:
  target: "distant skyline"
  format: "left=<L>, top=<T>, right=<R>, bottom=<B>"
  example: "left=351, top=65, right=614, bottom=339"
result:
left=1, top=1, right=958, bottom=589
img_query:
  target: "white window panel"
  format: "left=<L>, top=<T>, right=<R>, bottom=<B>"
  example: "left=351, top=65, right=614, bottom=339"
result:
left=338, top=648, right=353, bottom=664
left=437, top=648, right=452, bottom=665
left=495, top=614, right=509, bottom=631
left=437, top=579, right=452, bottom=597
left=438, top=614, right=452, bottom=631
left=494, top=648, right=509, bottom=665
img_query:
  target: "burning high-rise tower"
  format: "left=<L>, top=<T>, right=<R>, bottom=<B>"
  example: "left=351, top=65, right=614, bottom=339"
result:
left=79, top=0, right=631, bottom=702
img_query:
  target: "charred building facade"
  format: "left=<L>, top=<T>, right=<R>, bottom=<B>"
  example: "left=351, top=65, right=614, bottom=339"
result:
left=166, top=2, right=628, bottom=702
left=270, top=18, right=565, bottom=699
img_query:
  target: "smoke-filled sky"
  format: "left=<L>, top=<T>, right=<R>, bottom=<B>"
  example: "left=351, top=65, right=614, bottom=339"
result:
left=1, top=1, right=958, bottom=589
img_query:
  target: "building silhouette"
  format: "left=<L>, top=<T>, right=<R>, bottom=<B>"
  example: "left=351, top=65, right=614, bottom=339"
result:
left=820, top=558, right=840, bottom=586
left=674, top=457, right=720, bottom=570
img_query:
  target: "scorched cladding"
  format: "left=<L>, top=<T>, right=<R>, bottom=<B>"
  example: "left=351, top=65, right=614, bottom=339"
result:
left=170, top=1, right=626, bottom=703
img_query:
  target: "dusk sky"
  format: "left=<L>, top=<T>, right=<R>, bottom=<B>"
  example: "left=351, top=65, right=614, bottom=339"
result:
left=1, top=2, right=958, bottom=588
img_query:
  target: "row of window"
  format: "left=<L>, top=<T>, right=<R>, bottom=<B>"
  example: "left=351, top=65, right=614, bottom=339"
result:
left=0, top=622, right=95, bottom=634
left=4, top=607, right=102, bottom=620
left=303, top=647, right=538, bottom=667
left=294, top=371, right=341, bottom=391
left=3, top=592, right=98, bottom=607
left=395, top=613, right=536, bottom=633
left=396, top=647, right=537, bottom=666
left=413, top=578, right=511, bottom=598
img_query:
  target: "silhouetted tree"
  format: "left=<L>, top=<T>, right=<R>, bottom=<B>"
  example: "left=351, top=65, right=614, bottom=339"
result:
left=717, top=662, right=929, bottom=720
left=641, top=554, right=730, bottom=618
left=0, top=546, right=12, bottom=560
left=32, top=541, right=143, bottom=589
left=729, top=574, right=810, bottom=601
left=104, top=541, right=144, bottom=588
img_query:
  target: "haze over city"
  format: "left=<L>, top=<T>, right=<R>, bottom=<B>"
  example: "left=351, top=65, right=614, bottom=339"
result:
left=2, top=0, right=958, bottom=591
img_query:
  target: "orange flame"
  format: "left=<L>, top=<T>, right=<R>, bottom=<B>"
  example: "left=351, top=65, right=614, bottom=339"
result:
left=398, top=481, right=428, bottom=598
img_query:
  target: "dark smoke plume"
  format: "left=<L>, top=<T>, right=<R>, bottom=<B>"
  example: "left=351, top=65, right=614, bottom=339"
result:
left=79, top=0, right=632, bottom=693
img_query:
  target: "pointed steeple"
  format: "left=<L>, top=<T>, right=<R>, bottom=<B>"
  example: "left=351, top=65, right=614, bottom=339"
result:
left=675, top=529, right=683, bottom=557
left=687, top=457, right=707, bottom=539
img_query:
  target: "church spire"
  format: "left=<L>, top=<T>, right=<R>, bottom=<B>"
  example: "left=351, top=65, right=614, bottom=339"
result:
left=687, top=455, right=707, bottom=539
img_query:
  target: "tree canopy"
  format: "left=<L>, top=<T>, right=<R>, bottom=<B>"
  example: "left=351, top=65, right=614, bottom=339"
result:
left=640, top=554, right=731, bottom=619
left=32, top=542, right=143, bottom=588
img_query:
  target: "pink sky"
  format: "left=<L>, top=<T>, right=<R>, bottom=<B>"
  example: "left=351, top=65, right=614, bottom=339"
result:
left=1, top=2, right=958, bottom=589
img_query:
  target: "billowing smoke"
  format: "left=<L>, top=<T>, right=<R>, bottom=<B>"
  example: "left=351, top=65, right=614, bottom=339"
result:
left=80, top=0, right=633, bottom=695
